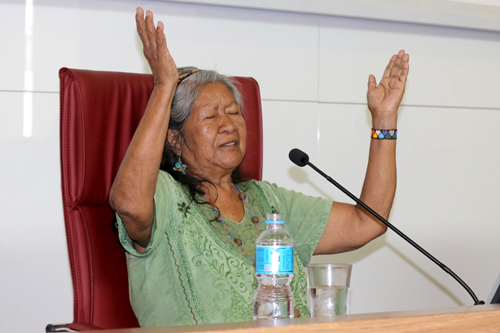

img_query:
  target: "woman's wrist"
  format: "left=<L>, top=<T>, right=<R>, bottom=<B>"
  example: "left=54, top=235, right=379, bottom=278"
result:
left=151, top=82, right=177, bottom=102
left=371, top=114, right=398, bottom=140
left=154, top=80, right=177, bottom=92
left=371, top=114, right=397, bottom=129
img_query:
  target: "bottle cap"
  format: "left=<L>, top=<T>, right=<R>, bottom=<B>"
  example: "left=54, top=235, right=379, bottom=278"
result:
left=265, top=213, right=284, bottom=224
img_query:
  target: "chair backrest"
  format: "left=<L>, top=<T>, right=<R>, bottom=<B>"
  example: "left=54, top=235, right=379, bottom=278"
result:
left=59, top=68, right=263, bottom=330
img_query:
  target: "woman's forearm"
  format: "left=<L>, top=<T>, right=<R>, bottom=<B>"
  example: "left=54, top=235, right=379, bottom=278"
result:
left=109, top=83, right=176, bottom=245
left=358, top=114, right=397, bottom=222
left=357, top=132, right=397, bottom=234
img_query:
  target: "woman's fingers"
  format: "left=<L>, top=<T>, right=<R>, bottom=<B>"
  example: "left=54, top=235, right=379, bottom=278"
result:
left=390, top=50, right=404, bottom=76
left=156, top=21, right=166, bottom=50
left=382, top=54, right=397, bottom=81
left=391, top=52, right=407, bottom=88
left=136, top=8, right=164, bottom=67
left=367, top=50, right=410, bottom=116
left=145, top=11, right=159, bottom=58
left=389, top=52, right=409, bottom=91
left=367, top=74, right=377, bottom=93
left=135, top=8, right=179, bottom=86
left=379, top=50, right=408, bottom=91
left=137, top=8, right=164, bottom=60
left=136, top=8, right=149, bottom=49
left=398, top=53, right=410, bottom=83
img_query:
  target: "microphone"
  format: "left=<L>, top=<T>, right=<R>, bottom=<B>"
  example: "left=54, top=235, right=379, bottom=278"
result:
left=289, top=148, right=309, bottom=166
left=288, top=148, right=484, bottom=305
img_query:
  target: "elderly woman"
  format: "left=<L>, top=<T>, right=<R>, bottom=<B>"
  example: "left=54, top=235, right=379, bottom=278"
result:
left=110, top=7, right=409, bottom=328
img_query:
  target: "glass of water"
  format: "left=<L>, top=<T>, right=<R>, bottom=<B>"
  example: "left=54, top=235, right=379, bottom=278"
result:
left=307, top=263, right=352, bottom=316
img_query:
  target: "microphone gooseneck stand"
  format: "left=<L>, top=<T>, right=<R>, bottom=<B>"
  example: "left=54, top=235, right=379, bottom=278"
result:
left=289, top=148, right=484, bottom=305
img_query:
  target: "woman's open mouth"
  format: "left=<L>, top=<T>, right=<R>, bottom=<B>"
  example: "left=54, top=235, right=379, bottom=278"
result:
left=220, top=140, right=238, bottom=147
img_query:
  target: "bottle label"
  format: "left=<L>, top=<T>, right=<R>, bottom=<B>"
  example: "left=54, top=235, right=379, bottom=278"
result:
left=255, top=246, right=293, bottom=274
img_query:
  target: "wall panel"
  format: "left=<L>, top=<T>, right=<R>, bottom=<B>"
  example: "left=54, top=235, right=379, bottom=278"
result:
left=261, top=100, right=322, bottom=192
left=0, top=2, right=27, bottom=91
left=0, top=91, right=73, bottom=332
left=318, top=15, right=500, bottom=108
left=29, top=0, right=319, bottom=100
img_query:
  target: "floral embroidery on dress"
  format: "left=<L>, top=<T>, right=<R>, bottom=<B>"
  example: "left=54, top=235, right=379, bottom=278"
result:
left=177, top=202, right=191, bottom=218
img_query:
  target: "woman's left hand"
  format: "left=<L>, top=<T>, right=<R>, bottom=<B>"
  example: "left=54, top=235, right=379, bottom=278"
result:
left=367, top=50, right=409, bottom=123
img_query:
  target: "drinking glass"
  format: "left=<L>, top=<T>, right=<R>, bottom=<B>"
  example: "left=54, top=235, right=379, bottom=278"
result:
left=307, top=263, right=352, bottom=316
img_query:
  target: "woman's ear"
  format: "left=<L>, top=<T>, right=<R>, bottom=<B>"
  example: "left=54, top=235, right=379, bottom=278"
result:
left=167, top=129, right=182, bottom=155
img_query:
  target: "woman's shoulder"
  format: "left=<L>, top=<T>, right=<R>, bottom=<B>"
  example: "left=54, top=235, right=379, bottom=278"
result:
left=238, top=179, right=283, bottom=205
left=157, top=170, right=187, bottom=188
left=155, top=170, right=190, bottom=200
left=157, top=169, right=175, bottom=182
left=239, top=179, right=275, bottom=192
left=244, top=179, right=289, bottom=194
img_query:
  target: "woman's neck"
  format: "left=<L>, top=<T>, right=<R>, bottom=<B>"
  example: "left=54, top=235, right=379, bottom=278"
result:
left=199, top=174, right=245, bottom=222
left=198, top=173, right=234, bottom=203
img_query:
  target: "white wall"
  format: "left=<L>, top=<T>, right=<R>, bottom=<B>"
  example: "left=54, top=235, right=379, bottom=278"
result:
left=1, top=0, right=500, bottom=332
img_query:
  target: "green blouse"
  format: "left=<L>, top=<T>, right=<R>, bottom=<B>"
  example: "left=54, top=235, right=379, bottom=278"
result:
left=117, top=171, right=332, bottom=327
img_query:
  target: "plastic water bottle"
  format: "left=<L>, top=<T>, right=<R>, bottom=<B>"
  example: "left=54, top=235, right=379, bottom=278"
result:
left=253, top=213, right=294, bottom=320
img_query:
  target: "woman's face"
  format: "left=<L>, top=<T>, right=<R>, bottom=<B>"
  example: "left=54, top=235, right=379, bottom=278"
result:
left=180, top=82, right=247, bottom=178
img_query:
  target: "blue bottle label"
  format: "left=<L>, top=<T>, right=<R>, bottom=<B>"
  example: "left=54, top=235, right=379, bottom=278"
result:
left=255, top=246, right=294, bottom=274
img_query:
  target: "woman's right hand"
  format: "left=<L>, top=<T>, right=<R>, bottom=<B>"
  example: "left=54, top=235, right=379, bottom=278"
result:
left=136, top=7, right=179, bottom=86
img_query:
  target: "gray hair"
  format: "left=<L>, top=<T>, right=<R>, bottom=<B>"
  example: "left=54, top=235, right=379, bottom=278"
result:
left=169, top=70, right=244, bottom=134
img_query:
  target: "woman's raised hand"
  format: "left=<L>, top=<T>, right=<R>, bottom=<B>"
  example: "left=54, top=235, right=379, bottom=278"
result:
left=136, top=7, right=179, bottom=86
left=367, top=50, right=410, bottom=122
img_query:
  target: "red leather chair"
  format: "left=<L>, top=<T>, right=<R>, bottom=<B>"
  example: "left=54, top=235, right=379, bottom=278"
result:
left=52, top=68, right=263, bottom=331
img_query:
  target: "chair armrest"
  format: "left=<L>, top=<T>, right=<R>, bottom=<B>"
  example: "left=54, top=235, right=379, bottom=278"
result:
left=46, top=323, right=76, bottom=332
left=46, top=323, right=104, bottom=332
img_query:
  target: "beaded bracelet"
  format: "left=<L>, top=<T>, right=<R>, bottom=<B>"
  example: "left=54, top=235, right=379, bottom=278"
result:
left=372, top=129, right=397, bottom=140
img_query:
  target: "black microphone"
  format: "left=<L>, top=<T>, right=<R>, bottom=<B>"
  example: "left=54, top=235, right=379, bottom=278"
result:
left=288, top=148, right=484, bottom=305
left=289, top=148, right=309, bottom=166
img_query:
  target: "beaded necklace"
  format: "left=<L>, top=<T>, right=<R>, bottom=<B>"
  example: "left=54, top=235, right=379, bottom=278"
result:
left=203, top=184, right=261, bottom=263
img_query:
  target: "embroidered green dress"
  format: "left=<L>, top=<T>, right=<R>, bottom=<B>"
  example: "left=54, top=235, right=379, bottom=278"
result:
left=117, top=171, right=332, bottom=327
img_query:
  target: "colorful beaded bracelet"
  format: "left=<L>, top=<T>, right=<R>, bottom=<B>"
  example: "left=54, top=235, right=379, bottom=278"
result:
left=372, top=129, right=397, bottom=140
